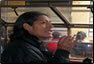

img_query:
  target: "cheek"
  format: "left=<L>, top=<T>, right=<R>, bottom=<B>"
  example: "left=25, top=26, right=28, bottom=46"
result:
left=33, top=28, right=46, bottom=36
left=32, top=27, right=42, bottom=35
left=31, top=26, right=52, bottom=38
left=34, top=26, right=45, bottom=34
left=33, top=29, right=52, bottom=38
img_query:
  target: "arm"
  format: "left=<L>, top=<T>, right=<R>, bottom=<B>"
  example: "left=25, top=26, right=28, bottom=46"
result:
left=48, top=49, right=70, bottom=63
left=47, top=36, right=78, bottom=63
left=1, top=49, right=24, bottom=63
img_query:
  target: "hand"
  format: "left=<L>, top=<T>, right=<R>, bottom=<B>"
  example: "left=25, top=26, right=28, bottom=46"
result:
left=57, top=36, right=78, bottom=52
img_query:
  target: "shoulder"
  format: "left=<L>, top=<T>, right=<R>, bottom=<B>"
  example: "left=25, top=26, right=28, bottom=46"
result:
left=2, top=40, right=26, bottom=56
left=84, top=39, right=90, bottom=43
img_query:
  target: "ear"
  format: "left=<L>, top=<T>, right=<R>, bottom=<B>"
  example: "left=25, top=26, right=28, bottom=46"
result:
left=23, top=23, right=32, bottom=31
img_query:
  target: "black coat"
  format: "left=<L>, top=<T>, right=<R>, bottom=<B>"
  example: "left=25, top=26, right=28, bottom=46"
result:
left=1, top=35, right=70, bottom=63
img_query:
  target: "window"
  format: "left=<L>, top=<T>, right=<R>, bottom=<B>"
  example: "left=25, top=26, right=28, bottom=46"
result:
left=89, top=12, right=93, bottom=37
left=89, top=29, right=93, bottom=37
left=88, top=1, right=93, bottom=37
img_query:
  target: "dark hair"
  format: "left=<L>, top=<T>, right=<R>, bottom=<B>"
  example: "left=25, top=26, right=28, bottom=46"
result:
left=52, top=31, right=60, bottom=39
left=10, top=11, right=48, bottom=40
left=83, top=58, right=92, bottom=63
left=76, top=31, right=87, bottom=40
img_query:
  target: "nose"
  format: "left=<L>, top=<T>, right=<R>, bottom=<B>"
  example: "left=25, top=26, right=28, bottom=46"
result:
left=48, top=22, right=54, bottom=28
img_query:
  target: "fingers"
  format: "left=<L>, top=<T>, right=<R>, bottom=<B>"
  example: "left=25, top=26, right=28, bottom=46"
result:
left=72, top=36, right=80, bottom=45
left=62, top=36, right=74, bottom=49
left=58, top=36, right=71, bottom=49
left=57, top=36, right=79, bottom=51
left=58, top=36, right=67, bottom=45
left=58, top=36, right=67, bottom=49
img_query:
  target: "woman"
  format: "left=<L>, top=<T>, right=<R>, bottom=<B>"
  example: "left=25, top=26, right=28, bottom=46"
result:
left=46, top=31, right=61, bottom=53
left=1, top=11, right=77, bottom=63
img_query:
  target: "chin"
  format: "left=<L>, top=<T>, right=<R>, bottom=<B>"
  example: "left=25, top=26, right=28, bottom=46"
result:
left=42, top=34, right=52, bottom=38
left=46, top=35, right=52, bottom=38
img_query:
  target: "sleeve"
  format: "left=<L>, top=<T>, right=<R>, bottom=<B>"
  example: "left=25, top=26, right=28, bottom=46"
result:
left=1, top=51, right=13, bottom=63
left=47, top=49, right=70, bottom=63
left=1, top=49, right=24, bottom=63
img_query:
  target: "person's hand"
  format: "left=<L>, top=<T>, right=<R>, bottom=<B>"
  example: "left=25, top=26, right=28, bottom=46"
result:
left=57, top=36, right=78, bottom=52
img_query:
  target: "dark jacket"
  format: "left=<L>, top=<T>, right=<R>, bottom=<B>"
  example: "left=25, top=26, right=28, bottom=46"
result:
left=1, top=35, right=70, bottom=63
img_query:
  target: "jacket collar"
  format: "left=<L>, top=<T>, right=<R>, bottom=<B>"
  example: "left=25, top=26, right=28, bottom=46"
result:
left=22, top=34, right=41, bottom=48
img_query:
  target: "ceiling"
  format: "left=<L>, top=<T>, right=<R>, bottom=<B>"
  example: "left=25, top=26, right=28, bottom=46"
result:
left=1, top=0, right=93, bottom=28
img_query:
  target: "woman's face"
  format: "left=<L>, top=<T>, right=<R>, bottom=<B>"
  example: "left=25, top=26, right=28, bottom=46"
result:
left=28, top=15, right=53, bottom=40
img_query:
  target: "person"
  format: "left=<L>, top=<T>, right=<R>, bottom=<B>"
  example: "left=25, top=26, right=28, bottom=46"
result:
left=76, top=31, right=90, bottom=43
left=71, top=31, right=91, bottom=57
left=1, top=11, right=77, bottom=63
left=1, top=46, right=3, bottom=54
left=83, top=58, right=92, bottom=63
left=46, top=31, right=60, bottom=54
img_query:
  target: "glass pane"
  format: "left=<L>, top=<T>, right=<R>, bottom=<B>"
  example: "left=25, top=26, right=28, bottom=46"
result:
left=70, top=43, right=93, bottom=58
left=1, top=7, right=63, bottom=24
left=57, top=7, right=72, bottom=23
left=72, top=7, right=90, bottom=10
left=71, top=28, right=93, bottom=41
left=1, top=8, right=19, bottom=23
left=89, top=12, right=93, bottom=24
left=73, top=1, right=91, bottom=5
left=70, top=28, right=93, bottom=59
left=52, top=28, right=68, bottom=36
left=8, top=1, right=25, bottom=6
left=72, top=12, right=92, bottom=24
left=88, top=29, right=93, bottom=37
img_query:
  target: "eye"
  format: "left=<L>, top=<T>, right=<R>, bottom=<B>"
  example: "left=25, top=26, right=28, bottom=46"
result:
left=41, top=21, right=46, bottom=24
